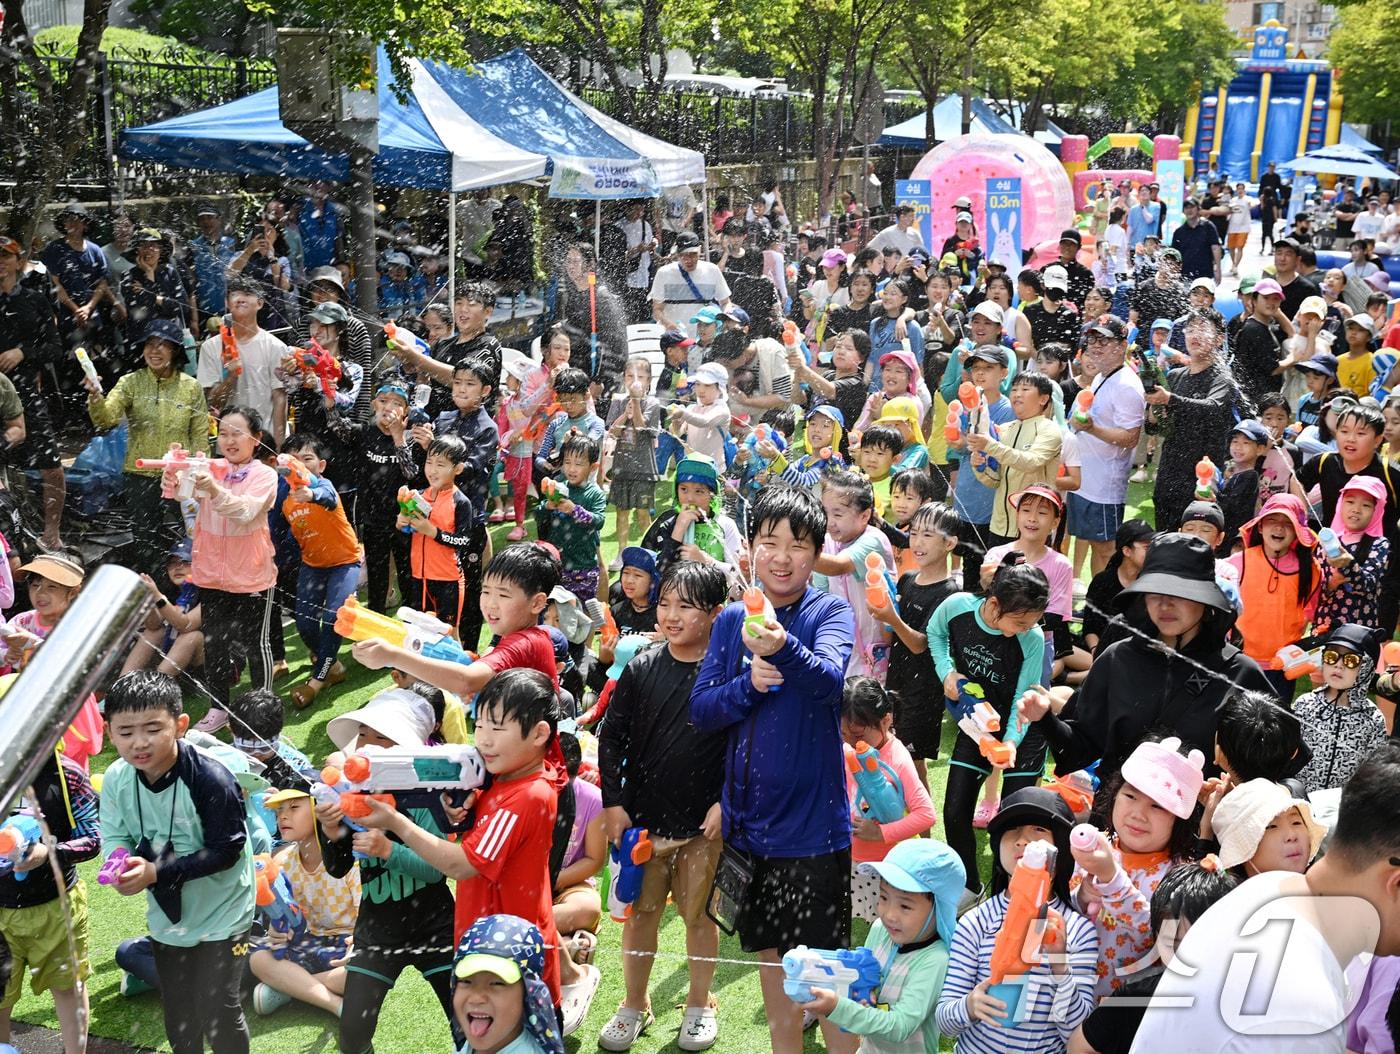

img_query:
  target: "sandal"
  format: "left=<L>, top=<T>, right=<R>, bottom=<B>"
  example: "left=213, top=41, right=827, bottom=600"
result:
left=972, top=798, right=999, bottom=829
left=560, top=962, right=601, bottom=1037
left=677, top=1000, right=719, bottom=1051
left=507, top=525, right=527, bottom=542
left=571, top=929, right=597, bottom=965
left=290, top=682, right=321, bottom=710
left=324, top=662, right=347, bottom=688
left=598, top=1005, right=654, bottom=1051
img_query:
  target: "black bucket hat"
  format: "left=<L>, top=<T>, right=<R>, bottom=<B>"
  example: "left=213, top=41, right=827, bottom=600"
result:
left=1122, top=532, right=1232, bottom=611
left=1325, top=623, right=1382, bottom=665
left=987, top=788, right=1076, bottom=894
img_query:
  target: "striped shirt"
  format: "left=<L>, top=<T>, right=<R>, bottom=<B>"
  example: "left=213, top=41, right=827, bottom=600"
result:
left=935, top=892, right=1098, bottom=1053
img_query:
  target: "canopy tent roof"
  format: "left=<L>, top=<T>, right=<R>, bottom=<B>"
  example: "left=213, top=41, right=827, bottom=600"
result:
left=1340, top=123, right=1384, bottom=156
left=119, top=47, right=704, bottom=197
left=877, top=94, right=1017, bottom=147
left=1279, top=142, right=1399, bottom=181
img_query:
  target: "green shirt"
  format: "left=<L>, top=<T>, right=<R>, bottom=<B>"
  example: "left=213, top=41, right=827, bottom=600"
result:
left=0, top=374, right=21, bottom=425
left=827, top=921, right=949, bottom=1054
left=87, top=368, right=209, bottom=474
left=534, top=479, right=607, bottom=570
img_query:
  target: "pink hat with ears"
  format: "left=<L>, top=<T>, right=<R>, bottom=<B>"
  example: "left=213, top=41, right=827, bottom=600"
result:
left=1331, top=475, right=1387, bottom=541
left=1119, top=736, right=1206, bottom=819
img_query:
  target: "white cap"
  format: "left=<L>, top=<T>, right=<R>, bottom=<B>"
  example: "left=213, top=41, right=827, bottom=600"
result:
left=1190, top=277, right=1217, bottom=295
left=693, top=361, right=729, bottom=387
left=955, top=211, right=974, bottom=224
left=1042, top=265, right=1069, bottom=292
left=953, top=196, right=972, bottom=209
left=969, top=301, right=1004, bottom=324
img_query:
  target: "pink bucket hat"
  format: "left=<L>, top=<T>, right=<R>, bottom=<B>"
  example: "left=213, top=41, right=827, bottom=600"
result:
left=1331, top=475, right=1388, bottom=540
left=1240, top=492, right=1317, bottom=550
left=1119, top=736, right=1206, bottom=819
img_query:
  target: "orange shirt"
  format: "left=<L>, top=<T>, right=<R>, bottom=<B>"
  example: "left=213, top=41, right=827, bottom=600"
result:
left=282, top=492, right=361, bottom=569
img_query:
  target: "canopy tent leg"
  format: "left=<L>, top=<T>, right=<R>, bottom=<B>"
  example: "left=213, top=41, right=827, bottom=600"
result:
left=701, top=183, right=710, bottom=256
left=594, top=200, right=601, bottom=257
left=448, top=190, right=457, bottom=307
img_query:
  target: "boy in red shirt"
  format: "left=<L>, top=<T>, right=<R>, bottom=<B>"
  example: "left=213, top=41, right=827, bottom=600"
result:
left=357, top=667, right=569, bottom=1008
left=351, top=542, right=561, bottom=698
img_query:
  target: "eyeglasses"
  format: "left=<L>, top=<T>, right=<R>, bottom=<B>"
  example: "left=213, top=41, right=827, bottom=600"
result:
left=1084, top=335, right=1117, bottom=346
left=1322, top=649, right=1363, bottom=670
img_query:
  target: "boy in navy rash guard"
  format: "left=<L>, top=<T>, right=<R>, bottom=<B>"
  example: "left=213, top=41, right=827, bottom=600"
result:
left=690, top=484, right=854, bottom=1054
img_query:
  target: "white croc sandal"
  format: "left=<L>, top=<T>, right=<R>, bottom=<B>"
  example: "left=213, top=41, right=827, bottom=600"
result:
left=677, top=1004, right=720, bottom=1051
left=598, top=1005, right=655, bottom=1051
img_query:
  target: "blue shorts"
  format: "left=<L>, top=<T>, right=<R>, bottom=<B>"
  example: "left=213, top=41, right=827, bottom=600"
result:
left=255, top=932, right=349, bottom=973
left=1065, top=492, right=1123, bottom=543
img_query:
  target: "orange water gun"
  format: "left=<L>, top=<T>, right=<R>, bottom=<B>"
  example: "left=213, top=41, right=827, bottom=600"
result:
left=218, top=315, right=242, bottom=381
left=987, top=840, right=1063, bottom=1021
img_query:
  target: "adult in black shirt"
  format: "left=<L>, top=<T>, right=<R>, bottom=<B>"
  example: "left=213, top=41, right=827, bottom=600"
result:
left=1041, top=230, right=1095, bottom=310
left=1271, top=238, right=1321, bottom=319
left=1258, top=161, right=1283, bottom=200
left=555, top=243, right=627, bottom=404
left=1333, top=188, right=1361, bottom=243
left=1023, top=274, right=1080, bottom=353
left=119, top=228, right=189, bottom=364
left=1129, top=252, right=1190, bottom=328
left=1169, top=200, right=1222, bottom=282
left=711, top=218, right=763, bottom=279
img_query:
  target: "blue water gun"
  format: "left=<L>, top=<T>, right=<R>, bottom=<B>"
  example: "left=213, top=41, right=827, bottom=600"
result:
left=0, top=815, right=42, bottom=881
left=845, top=740, right=905, bottom=823
left=782, top=945, right=882, bottom=1005
left=253, top=853, right=307, bottom=957
left=947, top=677, right=1029, bottom=768
left=607, top=827, right=653, bottom=922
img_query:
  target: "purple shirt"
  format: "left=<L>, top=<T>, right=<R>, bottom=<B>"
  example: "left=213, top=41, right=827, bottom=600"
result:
left=563, top=777, right=603, bottom=878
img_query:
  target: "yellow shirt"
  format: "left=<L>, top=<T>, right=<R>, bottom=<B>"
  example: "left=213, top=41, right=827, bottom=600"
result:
left=1336, top=350, right=1374, bottom=398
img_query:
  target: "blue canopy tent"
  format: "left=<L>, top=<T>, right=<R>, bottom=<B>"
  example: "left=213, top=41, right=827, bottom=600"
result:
left=119, top=47, right=704, bottom=195
left=1341, top=123, right=1384, bottom=156
left=877, top=94, right=1017, bottom=148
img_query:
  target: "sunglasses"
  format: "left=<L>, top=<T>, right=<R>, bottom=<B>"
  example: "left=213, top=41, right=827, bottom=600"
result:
left=1322, top=649, right=1363, bottom=670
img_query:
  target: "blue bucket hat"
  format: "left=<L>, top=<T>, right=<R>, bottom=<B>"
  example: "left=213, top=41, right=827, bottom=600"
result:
left=675, top=453, right=719, bottom=491
left=375, top=381, right=410, bottom=405
left=453, top=914, right=563, bottom=1054
left=858, top=839, right=966, bottom=948
left=619, top=546, right=660, bottom=604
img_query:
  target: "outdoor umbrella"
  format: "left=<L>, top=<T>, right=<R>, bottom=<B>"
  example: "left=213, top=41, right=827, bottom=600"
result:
left=1278, top=142, right=1399, bottom=181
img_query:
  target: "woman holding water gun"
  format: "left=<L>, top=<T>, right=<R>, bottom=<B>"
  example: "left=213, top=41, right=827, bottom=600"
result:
left=172, top=404, right=279, bottom=733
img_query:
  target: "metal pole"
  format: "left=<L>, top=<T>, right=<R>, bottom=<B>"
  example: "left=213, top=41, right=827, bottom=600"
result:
left=701, top=183, right=710, bottom=257
left=594, top=200, right=601, bottom=257
left=350, top=149, right=378, bottom=319
left=0, top=566, right=152, bottom=817
left=447, top=190, right=457, bottom=307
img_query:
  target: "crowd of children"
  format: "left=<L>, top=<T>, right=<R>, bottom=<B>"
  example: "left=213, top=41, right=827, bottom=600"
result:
left=7, top=207, right=1400, bottom=1054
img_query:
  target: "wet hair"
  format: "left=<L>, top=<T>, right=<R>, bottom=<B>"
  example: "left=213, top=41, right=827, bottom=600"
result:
left=822, top=468, right=875, bottom=514
left=882, top=277, right=911, bottom=304
left=1149, top=860, right=1238, bottom=935
left=987, top=563, right=1050, bottom=616
left=624, top=355, right=654, bottom=381
left=860, top=424, right=905, bottom=456
left=748, top=484, right=827, bottom=549
left=452, top=357, right=494, bottom=388
left=559, top=432, right=600, bottom=463
left=1092, top=744, right=1200, bottom=861
left=427, top=434, right=469, bottom=466
left=229, top=687, right=284, bottom=741
left=758, top=405, right=798, bottom=439
left=1011, top=372, right=1055, bottom=402
left=842, top=675, right=893, bottom=727
left=1256, top=391, right=1291, bottom=417
left=1334, top=402, right=1385, bottom=438
left=475, top=668, right=560, bottom=739
left=890, top=469, right=938, bottom=504
left=559, top=730, right=582, bottom=778
left=658, top=561, right=728, bottom=612
left=105, top=669, right=183, bottom=719
left=553, top=367, right=591, bottom=395
left=848, top=270, right=877, bottom=299
left=908, top=499, right=963, bottom=541
left=420, top=304, right=451, bottom=329
left=1182, top=306, right=1225, bottom=336
left=844, top=328, right=872, bottom=362
left=1368, top=292, right=1390, bottom=310
left=1104, top=519, right=1154, bottom=575
left=455, top=280, right=498, bottom=310
left=986, top=273, right=1015, bottom=300
left=1216, top=689, right=1306, bottom=782
left=483, top=542, right=561, bottom=599
left=225, top=276, right=263, bottom=299
left=282, top=432, right=327, bottom=461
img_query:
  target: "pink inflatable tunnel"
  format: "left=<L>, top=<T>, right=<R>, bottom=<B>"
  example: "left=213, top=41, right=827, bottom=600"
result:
left=910, top=134, right=1075, bottom=256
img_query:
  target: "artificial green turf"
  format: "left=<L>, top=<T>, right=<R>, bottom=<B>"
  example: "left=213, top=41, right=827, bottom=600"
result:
left=18, top=480, right=1159, bottom=1052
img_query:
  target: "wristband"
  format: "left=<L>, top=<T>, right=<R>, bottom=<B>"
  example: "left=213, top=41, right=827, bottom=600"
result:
left=155, top=597, right=169, bottom=608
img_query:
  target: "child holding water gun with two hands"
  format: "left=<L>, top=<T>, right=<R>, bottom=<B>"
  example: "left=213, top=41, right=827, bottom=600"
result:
left=841, top=677, right=938, bottom=921
left=1067, top=737, right=1205, bottom=996
left=935, top=789, right=1097, bottom=1053
left=799, top=839, right=967, bottom=1054
left=813, top=470, right=897, bottom=679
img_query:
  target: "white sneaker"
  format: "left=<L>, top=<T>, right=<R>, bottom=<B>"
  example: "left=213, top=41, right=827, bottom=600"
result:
left=678, top=1005, right=719, bottom=1051
left=560, top=962, right=601, bottom=1036
left=1129, top=467, right=1149, bottom=483
left=252, top=982, right=292, bottom=1015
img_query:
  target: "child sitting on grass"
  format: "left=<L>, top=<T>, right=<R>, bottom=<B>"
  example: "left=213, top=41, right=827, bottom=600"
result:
left=841, top=676, right=938, bottom=921
left=121, top=537, right=203, bottom=683
left=800, top=840, right=966, bottom=1054
left=249, top=787, right=360, bottom=1017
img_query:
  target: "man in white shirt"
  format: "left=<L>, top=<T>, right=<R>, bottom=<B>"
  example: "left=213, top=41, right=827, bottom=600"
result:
left=1132, top=746, right=1400, bottom=1053
left=656, top=184, right=697, bottom=255
left=1066, top=314, right=1144, bottom=573
left=649, top=232, right=732, bottom=338
left=197, top=277, right=288, bottom=443
left=1353, top=197, right=1387, bottom=243
left=866, top=205, right=925, bottom=257
left=615, top=199, right=657, bottom=324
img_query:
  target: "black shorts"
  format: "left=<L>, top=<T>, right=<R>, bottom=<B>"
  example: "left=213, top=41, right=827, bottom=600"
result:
left=736, top=847, right=851, bottom=954
left=892, top=685, right=944, bottom=759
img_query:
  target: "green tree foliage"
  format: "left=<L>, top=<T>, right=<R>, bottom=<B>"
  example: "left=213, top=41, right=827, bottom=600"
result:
left=1328, top=0, right=1400, bottom=126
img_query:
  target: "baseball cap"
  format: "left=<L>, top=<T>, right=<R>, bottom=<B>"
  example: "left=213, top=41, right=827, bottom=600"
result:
left=659, top=328, right=695, bottom=350
left=133, top=227, right=164, bottom=245
left=718, top=306, right=750, bottom=326
left=1252, top=278, right=1284, bottom=299
left=168, top=536, right=194, bottom=563
left=55, top=203, right=92, bottom=222
left=1085, top=314, right=1128, bottom=341
left=1296, top=296, right=1327, bottom=319
left=0, top=236, right=21, bottom=257
left=674, top=232, right=702, bottom=253
left=820, top=248, right=848, bottom=269
left=966, top=344, right=1009, bottom=367
left=1180, top=501, right=1225, bottom=530
left=1346, top=314, right=1377, bottom=336
left=968, top=301, right=1004, bottom=325
left=955, top=210, right=974, bottom=224
left=383, top=251, right=411, bottom=269
left=690, top=305, right=722, bottom=326
left=953, top=196, right=972, bottom=209
left=1150, top=318, right=1175, bottom=332
left=1237, top=275, right=1259, bottom=296
left=1059, top=229, right=1083, bottom=247
left=1274, top=237, right=1302, bottom=253
left=1229, top=419, right=1270, bottom=444
left=1158, top=247, right=1183, bottom=263
left=308, top=302, right=350, bottom=325
left=195, top=204, right=221, bottom=218
left=1042, top=265, right=1069, bottom=292
left=1190, top=277, right=1217, bottom=295
left=1294, top=351, right=1339, bottom=377
left=720, top=217, right=745, bottom=236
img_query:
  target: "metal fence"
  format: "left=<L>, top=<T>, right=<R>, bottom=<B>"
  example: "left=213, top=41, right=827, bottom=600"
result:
left=3, top=46, right=276, bottom=191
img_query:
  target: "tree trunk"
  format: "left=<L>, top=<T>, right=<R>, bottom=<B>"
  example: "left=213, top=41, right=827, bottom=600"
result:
left=1, top=0, right=114, bottom=244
